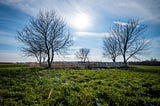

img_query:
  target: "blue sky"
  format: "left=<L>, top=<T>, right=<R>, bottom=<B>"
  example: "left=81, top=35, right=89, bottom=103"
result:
left=0, top=0, right=160, bottom=62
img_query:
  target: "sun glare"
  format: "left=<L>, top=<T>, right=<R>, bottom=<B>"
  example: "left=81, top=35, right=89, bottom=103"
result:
left=72, top=13, right=90, bottom=30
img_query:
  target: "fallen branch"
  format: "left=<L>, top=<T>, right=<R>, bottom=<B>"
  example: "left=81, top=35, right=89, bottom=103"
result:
left=48, top=89, right=52, bottom=99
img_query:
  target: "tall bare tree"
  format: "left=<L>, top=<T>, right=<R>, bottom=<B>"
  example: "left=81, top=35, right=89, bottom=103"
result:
left=103, top=35, right=120, bottom=62
left=112, top=19, right=149, bottom=67
left=76, top=48, right=90, bottom=62
left=18, top=11, right=73, bottom=68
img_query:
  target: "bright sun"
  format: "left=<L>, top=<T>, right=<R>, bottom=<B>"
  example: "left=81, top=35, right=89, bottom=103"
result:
left=72, top=13, right=90, bottom=30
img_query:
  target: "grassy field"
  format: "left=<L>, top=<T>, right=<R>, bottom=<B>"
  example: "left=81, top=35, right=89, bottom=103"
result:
left=0, top=64, right=160, bottom=106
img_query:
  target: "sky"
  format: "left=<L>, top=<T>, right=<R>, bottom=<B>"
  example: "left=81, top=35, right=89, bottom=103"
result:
left=0, top=0, right=160, bottom=62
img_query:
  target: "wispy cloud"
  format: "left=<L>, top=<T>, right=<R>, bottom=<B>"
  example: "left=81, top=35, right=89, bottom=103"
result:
left=0, top=51, right=35, bottom=62
left=140, top=15, right=160, bottom=23
left=1, top=0, right=160, bottom=25
left=0, top=0, right=160, bottom=62
left=76, top=32, right=109, bottom=37
left=113, top=21, right=128, bottom=26
left=0, top=31, right=18, bottom=46
left=0, top=30, right=13, bottom=36
left=98, top=0, right=160, bottom=24
left=69, top=46, right=82, bottom=51
left=152, top=36, right=160, bottom=48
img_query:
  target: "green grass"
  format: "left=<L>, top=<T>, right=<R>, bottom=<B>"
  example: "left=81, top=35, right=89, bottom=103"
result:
left=0, top=65, right=160, bottom=106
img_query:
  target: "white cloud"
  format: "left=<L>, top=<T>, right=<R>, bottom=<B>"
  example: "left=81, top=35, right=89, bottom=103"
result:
left=89, top=48, right=105, bottom=62
left=0, top=36, right=17, bottom=45
left=0, top=0, right=94, bottom=28
left=0, top=51, right=35, bottom=62
left=72, top=36, right=76, bottom=41
left=69, top=46, right=82, bottom=51
left=0, top=30, right=12, bottom=35
left=1, top=0, right=160, bottom=25
left=0, top=0, right=160, bottom=23
left=114, top=21, right=128, bottom=26
left=151, top=36, right=160, bottom=48
left=76, top=31, right=110, bottom=37
left=61, top=48, right=107, bottom=62
left=61, top=54, right=77, bottom=61
left=140, top=15, right=160, bottom=23
left=0, top=31, right=18, bottom=45
left=0, top=0, right=160, bottom=62
left=97, top=0, right=160, bottom=24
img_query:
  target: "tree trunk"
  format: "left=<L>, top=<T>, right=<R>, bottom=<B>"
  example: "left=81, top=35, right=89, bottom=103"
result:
left=48, top=61, right=51, bottom=68
left=84, top=58, right=86, bottom=63
left=49, top=62, right=52, bottom=68
left=124, top=60, right=127, bottom=68
left=123, top=55, right=128, bottom=68
left=113, top=59, right=116, bottom=67
left=113, top=58, right=115, bottom=62
left=50, top=53, right=54, bottom=68
left=47, top=57, right=51, bottom=68
left=39, top=53, right=42, bottom=65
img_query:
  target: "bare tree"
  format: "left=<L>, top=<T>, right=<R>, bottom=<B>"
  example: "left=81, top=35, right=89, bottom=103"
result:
left=17, top=28, right=45, bottom=64
left=18, top=11, right=73, bottom=68
left=112, top=19, right=149, bottom=67
left=76, top=48, right=90, bottom=62
left=103, top=35, right=120, bottom=62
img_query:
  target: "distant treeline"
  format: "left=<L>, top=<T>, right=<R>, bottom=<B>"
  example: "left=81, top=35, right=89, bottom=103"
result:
left=0, top=61, right=159, bottom=69
left=129, top=61, right=160, bottom=66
